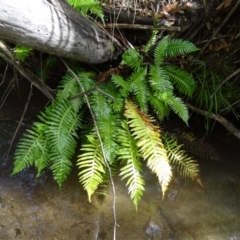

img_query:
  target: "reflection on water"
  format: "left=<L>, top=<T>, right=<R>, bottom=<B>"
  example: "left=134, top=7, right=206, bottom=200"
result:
left=1, top=105, right=240, bottom=239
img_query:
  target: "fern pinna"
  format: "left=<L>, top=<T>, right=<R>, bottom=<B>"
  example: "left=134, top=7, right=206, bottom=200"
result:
left=13, top=36, right=200, bottom=209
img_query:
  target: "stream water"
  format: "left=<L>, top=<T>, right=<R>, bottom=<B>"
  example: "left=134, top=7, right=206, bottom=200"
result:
left=0, top=85, right=240, bottom=239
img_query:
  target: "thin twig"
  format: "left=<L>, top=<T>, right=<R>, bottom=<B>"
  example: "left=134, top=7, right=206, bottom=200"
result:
left=6, top=83, right=33, bottom=160
left=210, top=67, right=240, bottom=98
left=61, top=59, right=118, bottom=240
left=104, top=23, right=180, bottom=31
left=68, top=87, right=114, bottom=101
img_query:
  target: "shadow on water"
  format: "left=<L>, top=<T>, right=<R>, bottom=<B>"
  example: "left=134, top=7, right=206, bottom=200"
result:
left=1, top=84, right=240, bottom=239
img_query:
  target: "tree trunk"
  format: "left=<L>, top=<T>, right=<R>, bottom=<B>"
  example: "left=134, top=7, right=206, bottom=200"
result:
left=0, top=0, right=113, bottom=64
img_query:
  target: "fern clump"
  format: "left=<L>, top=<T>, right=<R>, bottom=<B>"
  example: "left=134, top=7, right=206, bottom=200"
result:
left=12, top=35, right=200, bottom=209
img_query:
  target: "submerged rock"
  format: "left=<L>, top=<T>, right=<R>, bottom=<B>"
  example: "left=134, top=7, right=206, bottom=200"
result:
left=145, top=221, right=164, bottom=239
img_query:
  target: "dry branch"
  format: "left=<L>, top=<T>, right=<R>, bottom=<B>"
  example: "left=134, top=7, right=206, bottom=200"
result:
left=187, top=103, right=240, bottom=140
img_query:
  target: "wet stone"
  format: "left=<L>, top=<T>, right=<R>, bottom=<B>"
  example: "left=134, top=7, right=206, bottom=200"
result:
left=145, top=221, right=164, bottom=239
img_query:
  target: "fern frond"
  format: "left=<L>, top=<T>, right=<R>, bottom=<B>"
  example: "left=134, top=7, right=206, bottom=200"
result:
left=117, top=121, right=145, bottom=209
left=121, top=48, right=143, bottom=71
left=105, top=81, right=125, bottom=113
left=57, top=73, right=82, bottom=111
left=96, top=114, right=121, bottom=164
left=154, top=36, right=168, bottom=66
left=43, top=100, right=81, bottom=186
left=144, top=30, right=158, bottom=53
left=163, top=133, right=200, bottom=182
left=77, top=134, right=106, bottom=201
left=66, top=0, right=104, bottom=22
left=163, top=65, right=196, bottom=97
left=148, top=95, right=170, bottom=121
left=111, top=74, right=130, bottom=98
left=90, top=90, right=112, bottom=119
left=124, top=101, right=172, bottom=198
left=160, top=93, right=189, bottom=123
left=127, top=66, right=148, bottom=112
left=13, top=45, right=32, bottom=62
left=164, top=38, right=199, bottom=58
left=12, top=122, right=49, bottom=175
left=149, top=65, right=173, bottom=93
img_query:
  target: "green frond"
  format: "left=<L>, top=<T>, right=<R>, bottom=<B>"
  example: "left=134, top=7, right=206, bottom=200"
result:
left=77, top=134, right=106, bottom=201
left=105, top=81, right=125, bottom=113
left=148, top=95, right=170, bottom=121
left=154, top=36, right=169, bottom=66
left=111, top=74, right=130, bottom=98
left=164, top=38, right=199, bottom=58
left=121, top=48, right=143, bottom=71
left=13, top=45, right=32, bottom=62
left=143, top=30, right=158, bottom=53
left=127, top=66, right=148, bottom=112
left=44, top=55, right=56, bottom=68
left=43, top=100, right=81, bottom=186
left=163, top=133, right=200, bottom=182
left=124, top=101, right=172, bottom=198
left=160, top=93, right=189, bottom=123
left=163, top=65, right=196, bottom=97
left=149, top=65, right=173, bottom=93
left=66, top=0, right=104, bottom=22
left=90, top=90, right=112, bottom=119
left=12, top=122, right=48, bottom=175
left=117, top=121, right=145, bottom=209
left=96, top=114, right=121, bottom=164
left=56, top=73, right=83, bottom=111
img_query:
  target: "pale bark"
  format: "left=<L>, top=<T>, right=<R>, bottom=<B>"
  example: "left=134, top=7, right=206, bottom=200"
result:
left=0, top=0, right=113, bottom=64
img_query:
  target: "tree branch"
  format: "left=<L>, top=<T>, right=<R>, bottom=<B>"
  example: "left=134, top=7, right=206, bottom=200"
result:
left=187, top=103, right=240, bottom=140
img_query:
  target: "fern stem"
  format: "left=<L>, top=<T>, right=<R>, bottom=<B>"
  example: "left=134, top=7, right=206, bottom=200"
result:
left=61, top=59, right=118, bottom=240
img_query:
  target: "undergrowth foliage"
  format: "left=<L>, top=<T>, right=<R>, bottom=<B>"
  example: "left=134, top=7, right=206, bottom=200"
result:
left=13, top=36, right=200, bottom=209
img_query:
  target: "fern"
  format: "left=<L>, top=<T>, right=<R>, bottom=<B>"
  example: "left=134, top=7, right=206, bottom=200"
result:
left=96, top=114, right=121, bottom=164
left=12, top=122, right=49, bottom=175
left=143, top=30, right=158, bottom=53
left=149, top=65, right=173, bottom=93
left=127, top=66, right=148, bottom=112
left=12, top=36, right=201, bottom=209
left=160, top=92, right=189, bottom=124
left=66, top=0, right=104, bottom=22
left=163, top=133, right=200, bottom=181
left=77, top=133, right=106, bottom=201
left=164, top=38, right=199, bottom=58
left=154, top=36, right=169, bottom=66
left=163, top=65, right=196, bottom=97
left=117, top=121, right=145, bottom=210
left=121, top=48, right=143, bottom=71
left=124, top=101, right=172, bottom=198
left=43, top=101, right=81, bottom=186
left=13, top=45, right=32, bottom=62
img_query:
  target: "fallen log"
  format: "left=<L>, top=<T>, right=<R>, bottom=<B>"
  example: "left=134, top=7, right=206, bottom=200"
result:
left=0, top=0, right=113, bottom=64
